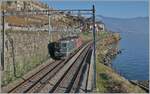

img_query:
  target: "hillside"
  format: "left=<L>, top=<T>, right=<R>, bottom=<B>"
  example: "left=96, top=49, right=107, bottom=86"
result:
left=97, top=15, right=149, bottom=34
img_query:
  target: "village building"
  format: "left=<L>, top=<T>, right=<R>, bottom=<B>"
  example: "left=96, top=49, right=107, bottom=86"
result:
left=81, top=17, right=106, bottom=32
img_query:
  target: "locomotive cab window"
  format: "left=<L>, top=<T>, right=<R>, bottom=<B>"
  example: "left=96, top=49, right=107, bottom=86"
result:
left=61, top=43, right=67, bottom=47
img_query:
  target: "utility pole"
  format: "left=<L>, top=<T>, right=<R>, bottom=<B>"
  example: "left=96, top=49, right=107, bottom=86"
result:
left=1, top=10, right=5, bottom=70
left=48, top=14, right=52, bottom=42
left=92, top=5, right=96, bottom=90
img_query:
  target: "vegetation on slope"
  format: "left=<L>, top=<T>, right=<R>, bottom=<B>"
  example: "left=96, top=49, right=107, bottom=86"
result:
left=95, top=32, right=145, bottom=93
left=80, top=31, right=145, bottom=93
left=96, top=62, right=145, bottom=93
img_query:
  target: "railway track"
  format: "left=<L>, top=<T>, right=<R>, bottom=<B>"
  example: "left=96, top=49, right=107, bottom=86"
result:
left=39, top=43, right=92, bottom=93
left=7, top=42, right=93, bottom=93
left=70, top=46, right=93, bottom=93
left=130, top=80, right=149, bottom=93
left=8, top=60, right=63, bottom=93
left=49, top=44, right=92, bottom=93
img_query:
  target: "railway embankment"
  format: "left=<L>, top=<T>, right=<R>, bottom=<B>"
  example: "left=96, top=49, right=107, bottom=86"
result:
left=95, top=32, right=146, bottom=93
left=97, top=32, right=121, bottom=66
left=80, top=31, right=146, bottom=93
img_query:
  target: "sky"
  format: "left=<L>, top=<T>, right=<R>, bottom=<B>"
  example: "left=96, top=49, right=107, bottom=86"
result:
left=42, top=0, right=149, bottom=18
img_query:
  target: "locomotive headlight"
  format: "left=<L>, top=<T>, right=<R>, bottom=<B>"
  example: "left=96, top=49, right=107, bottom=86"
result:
left=60, top=49, right=63, bottom=52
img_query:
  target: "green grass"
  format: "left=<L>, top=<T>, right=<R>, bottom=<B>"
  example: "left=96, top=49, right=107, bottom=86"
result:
left=79, top=32, right=92, bottom=42
left=95, top=32, right=145, bottom=93
left=80, top=31, right=146, bottom=93
left=96, top=62, right=145, bottom=93
left=1, top=55, right=48, bottom=86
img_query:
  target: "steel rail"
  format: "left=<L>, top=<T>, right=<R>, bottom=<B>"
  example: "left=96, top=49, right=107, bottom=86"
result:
left=49, top=43, right=91, bottom=93
left=26, top=42, right=88, bottom=93
left=8, top=60, right=62, bottom=93
left=8, top=42, right=88, bottom=93
left=130, top=81, right=149, bottom=93
left=69, top=47, right=93, bottom=93
left=24, top=60, right=66, bottom=93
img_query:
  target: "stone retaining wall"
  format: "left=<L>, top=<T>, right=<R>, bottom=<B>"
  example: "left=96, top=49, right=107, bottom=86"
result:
left=2, top=30, right=51, bottom=86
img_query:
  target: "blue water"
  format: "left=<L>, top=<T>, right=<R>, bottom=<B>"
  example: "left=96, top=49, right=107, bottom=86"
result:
left=112, top=32, right=149, bottom=80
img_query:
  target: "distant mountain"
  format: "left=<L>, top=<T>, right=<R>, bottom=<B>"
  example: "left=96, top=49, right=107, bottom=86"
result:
left=97, top=15, right=149, bottom=34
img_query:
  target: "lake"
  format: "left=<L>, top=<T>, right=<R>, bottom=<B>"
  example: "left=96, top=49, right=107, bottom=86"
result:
left=112, top=32, right=149, bottom=80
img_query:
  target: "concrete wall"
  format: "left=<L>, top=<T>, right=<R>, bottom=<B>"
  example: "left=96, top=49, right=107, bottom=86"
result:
left=2, top=30, right=50, bottom=86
